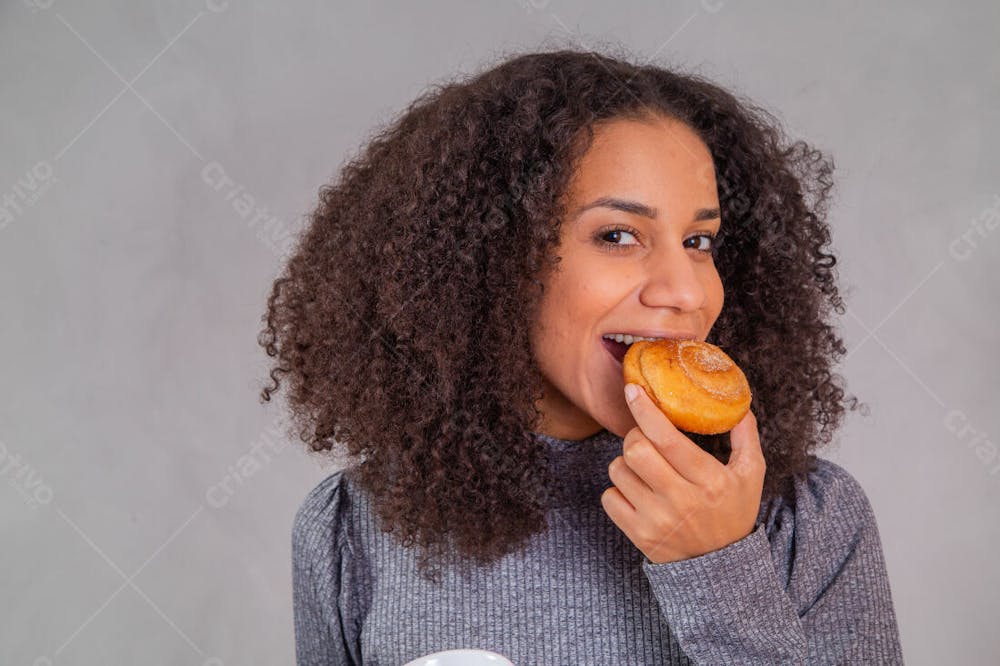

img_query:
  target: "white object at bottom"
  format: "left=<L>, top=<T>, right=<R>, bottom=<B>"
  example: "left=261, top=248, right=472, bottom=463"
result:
left=402, top=648, right=515, bottom=666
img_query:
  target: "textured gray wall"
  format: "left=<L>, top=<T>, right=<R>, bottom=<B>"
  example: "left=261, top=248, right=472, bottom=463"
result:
left=2, top=1, right=997, bottom=664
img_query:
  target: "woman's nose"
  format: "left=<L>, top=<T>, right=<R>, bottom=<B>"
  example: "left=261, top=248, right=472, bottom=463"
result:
left=637, top=247, right=708, bottom=313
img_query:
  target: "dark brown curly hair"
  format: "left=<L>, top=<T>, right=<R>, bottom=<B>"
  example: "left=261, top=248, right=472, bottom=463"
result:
left=259, top=47, right=861, bottom=582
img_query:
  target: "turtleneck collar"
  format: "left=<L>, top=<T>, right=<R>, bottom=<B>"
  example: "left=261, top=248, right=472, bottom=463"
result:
left=531, top=428, right=624, bottom=508
left=532, top=427, right=614, bottom=448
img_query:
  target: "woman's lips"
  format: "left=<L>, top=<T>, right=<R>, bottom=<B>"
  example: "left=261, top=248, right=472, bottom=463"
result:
left=601, top=337, right=629, bottom=365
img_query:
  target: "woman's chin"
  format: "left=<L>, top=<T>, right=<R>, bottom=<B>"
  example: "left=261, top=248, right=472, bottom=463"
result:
left=594, top=355, right=628, bottom=428
left=590, top=401, right=637, bottom=439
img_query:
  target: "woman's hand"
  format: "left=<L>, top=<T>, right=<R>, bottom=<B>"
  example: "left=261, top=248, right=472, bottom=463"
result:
left=600, top=383, right=766, bottom=565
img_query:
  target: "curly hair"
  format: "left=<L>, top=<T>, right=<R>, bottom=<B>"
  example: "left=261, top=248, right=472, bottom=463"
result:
left=259, top=47, right=861, bottom=582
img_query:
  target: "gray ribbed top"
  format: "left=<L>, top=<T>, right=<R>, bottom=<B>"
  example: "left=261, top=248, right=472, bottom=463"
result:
left=292, top=428, right=904, bottom=664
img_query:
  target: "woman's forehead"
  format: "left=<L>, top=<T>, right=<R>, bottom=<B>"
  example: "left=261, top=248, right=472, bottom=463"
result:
left=563, top=118, right=719, bottom=223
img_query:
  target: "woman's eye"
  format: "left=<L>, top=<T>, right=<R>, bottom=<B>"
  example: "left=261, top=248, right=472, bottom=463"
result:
left=684, top=233, right=717, bottom=254
left=597, top=226, right=640, bottom=251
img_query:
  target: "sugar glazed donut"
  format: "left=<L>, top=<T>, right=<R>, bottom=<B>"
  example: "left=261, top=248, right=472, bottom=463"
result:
left=622, top=339, right=752, bottom=435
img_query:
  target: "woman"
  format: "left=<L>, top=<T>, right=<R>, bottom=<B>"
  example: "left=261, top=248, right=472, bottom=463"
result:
left=260, top=48, right=904, bottom=664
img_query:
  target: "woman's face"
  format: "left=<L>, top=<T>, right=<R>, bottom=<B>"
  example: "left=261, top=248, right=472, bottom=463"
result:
left=531, top=114, right=725, bottom=440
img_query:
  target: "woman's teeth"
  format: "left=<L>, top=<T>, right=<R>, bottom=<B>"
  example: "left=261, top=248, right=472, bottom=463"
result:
left=602, top=334, right=665, bottom=345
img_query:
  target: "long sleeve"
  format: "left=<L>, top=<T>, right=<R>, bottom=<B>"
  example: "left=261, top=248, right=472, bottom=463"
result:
left=640, top=457, right=904, bottom=665
left=292, top=470, right=361, bottom=666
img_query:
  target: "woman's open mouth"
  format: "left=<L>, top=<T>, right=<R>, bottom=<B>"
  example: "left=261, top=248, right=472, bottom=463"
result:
left=601, top=336, right=630, bottom=365
left=601, top=333, right=690, bottom=365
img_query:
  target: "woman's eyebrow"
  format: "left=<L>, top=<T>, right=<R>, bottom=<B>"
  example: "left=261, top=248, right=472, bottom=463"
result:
left=570, top=196, right=720, bottom=223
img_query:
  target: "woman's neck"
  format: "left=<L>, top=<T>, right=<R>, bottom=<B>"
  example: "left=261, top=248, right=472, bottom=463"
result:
left=533, top=382, right=605, bottom=441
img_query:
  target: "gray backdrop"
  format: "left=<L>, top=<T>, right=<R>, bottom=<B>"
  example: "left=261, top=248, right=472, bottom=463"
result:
left=2, top=1, right=998, bottom=664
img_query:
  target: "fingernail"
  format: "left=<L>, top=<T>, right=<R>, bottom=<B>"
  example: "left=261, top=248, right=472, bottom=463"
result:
left=624, top=384, right=640, bottom=403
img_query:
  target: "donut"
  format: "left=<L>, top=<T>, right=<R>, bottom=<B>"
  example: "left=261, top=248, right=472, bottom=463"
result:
left=622, top=338, right=752, bottom=434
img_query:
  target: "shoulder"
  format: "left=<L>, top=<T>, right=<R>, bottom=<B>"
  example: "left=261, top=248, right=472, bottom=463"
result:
left=789, top=456, right=877, bottom=527
left=765, top=455, right=880, bottom=537
left=292, top=467, right=356, bottom=564
left=765, top=456, right=886, bottom=594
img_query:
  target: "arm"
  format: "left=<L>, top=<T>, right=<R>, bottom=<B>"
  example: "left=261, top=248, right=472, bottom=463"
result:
left=640, top=459, right=904, bottom=665
left=292, top=470, right=360, bottom=666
